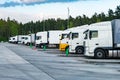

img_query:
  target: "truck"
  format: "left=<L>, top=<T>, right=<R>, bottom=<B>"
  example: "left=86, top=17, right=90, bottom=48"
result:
left=59, top=27, right=81, bottom=51
left=9, top=36, right=18, bottom=44
left=83, top=19, right=120, bottom=58
left=36, top=31, right=48, bottom=47
left=17, top=35, right=26, bottom=44
left=59, top=30, right=70, bottom=51
left=64, top=25, right=88, bottom=54
left=9, top=36, right=15, bottom=43
left=24, top=34, right=35, bottom=45
left=35, top=30, right=62, bottom=48
left=8, top=35, right=29, bottom=44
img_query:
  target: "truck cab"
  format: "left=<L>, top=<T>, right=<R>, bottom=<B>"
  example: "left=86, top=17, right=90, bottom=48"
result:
left=59, top=31, right=69, bottom=51
left=35, top=31, right=48, bottom=48
left=83, top=21, right=119, bottom=58
left=67, top=25, right=88, bottom=54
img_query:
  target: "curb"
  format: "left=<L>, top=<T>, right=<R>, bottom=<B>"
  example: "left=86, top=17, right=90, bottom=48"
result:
left=78, top=58, right=120, bottom=64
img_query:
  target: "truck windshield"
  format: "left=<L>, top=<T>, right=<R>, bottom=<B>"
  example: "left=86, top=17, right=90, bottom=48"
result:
left=61, top=34, right=68, bottom=39
left=72, top=33, right=78, bottom=39
left=25, top=37, right=28, bottom=40
left=90, top=31, right=98, bottom=39
left=22, top=37, right=24, bottom=39
left=36, top=36, right=41, bottom=40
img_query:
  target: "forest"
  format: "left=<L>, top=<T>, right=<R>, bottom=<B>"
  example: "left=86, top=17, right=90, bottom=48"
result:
left=0, top=5, right=120, bottom=41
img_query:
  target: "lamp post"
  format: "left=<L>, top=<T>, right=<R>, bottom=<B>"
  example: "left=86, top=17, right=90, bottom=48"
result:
left=67, top=7, right=70, bottom=29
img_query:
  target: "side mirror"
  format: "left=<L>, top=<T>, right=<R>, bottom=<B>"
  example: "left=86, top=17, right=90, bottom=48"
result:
left=89, top=31, right=92, bottom=40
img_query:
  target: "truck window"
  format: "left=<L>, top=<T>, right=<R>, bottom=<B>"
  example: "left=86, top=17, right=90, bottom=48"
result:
left=36, top=36, right=41, bottom=40
left=22, top=37, right=24, bottom=39
left=72, top=33, right=78, bottom=39
left=25, top=37, right=28, bottom=40
left=68, top=32, right=71, bottom=39
left=83, top=29, right=89, bottom=39
left=90, top=31, right=98, bottom=39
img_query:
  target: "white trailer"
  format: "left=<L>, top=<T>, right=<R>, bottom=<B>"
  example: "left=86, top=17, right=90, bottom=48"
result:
left=83, top=19, right=120, bottom=58
left=35, top=30, right=62, bottom=48
left=65, top=25, right=88, bottom=54
left=48, top=30, right=62, bottom=47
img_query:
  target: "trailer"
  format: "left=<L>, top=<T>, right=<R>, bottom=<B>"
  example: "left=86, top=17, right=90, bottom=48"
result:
left=35, top=30, right=62, bottom=48
left=83, top=19, right=120, bottom=58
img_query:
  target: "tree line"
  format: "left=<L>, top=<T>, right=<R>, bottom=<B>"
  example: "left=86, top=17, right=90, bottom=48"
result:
left=0, top=5, right=120, bottom=41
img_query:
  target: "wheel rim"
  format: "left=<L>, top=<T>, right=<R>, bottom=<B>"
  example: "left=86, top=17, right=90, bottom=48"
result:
left=77, top=49, right=82, bottom=53
left=96, top=52, right=103, bottom=58
left=77, top=48, right=83, bottom=54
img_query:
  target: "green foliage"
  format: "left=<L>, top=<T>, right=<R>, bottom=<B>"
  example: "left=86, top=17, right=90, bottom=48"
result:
left=0, top=18, right=19, bottom=41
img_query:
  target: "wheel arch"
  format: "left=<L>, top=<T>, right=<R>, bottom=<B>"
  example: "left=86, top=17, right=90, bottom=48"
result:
left=94, top=47, right=109, bottom=58
left=75, top=46, right=84, bottom=51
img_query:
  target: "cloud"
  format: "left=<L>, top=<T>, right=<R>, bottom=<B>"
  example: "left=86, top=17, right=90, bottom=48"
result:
left=20, top=0, right=46, bottom=3
left=0, top=0, right=81, bottom=7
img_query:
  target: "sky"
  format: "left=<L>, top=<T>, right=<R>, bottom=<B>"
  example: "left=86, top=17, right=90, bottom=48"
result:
left=0, top=0, right=120, bottom=23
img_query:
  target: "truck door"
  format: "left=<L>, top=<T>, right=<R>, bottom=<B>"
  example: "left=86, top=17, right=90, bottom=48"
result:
left=69, top=32, right=79, bottom=52
left=84, top=30, right=98, bottom=56
left=83, top=30, right=89, bottom=55
left=88, top=30, right=98, bottom=53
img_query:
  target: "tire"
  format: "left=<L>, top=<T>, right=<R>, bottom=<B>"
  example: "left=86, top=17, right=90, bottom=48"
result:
left=75, top=47, right=84, bottom=54
left=94, top=49, right=105, bottom=59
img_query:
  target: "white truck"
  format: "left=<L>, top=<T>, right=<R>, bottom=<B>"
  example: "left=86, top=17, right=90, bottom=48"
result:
left=17, top=35, right=26, bottom=44
left=9, top=35, right=30, bottom=44
left=10, top=36, right=18, bottom=44
left=9, top=36, right=14, bottom=43
left=35, top=30, right=62, bottom=48
left=59, top=27, right=83, bottom=51
left=24, top=34, right=35, bottom=45
left=36, top=31, right=48, bottom=47
left=20, top=35, right=30, bottom=44
left=83, top=19, right=120, bottom=58
left=64, top=25, right=88, bottom=54
left=9, top=37, right=13, bottom=43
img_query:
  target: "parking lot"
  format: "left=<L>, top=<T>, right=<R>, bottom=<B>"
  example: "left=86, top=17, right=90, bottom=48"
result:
left=0, top=42, right=120, bottom=80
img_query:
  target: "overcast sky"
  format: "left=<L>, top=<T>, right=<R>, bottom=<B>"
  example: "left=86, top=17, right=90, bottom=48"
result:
left=0, top=0, right=120, bottom=23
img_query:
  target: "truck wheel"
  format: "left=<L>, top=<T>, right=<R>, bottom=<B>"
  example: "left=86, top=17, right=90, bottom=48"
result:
left=76, top=47, right=84, bottom=54
left=95, top=49, right=105, bottom=59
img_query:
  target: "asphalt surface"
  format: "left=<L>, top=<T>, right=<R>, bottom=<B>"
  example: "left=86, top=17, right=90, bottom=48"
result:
left=0, top=42, right=120, bottom=80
